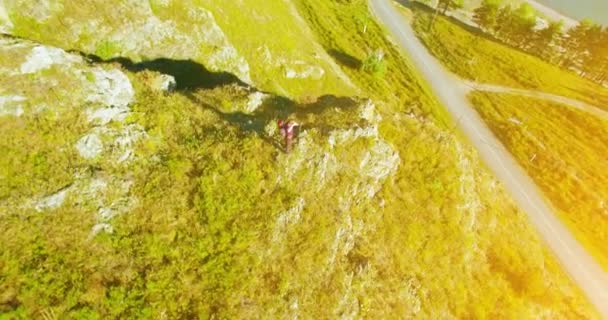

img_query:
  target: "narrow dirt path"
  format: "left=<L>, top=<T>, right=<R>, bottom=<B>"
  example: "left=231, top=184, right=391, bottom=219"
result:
left=463, top=81, right=608, bottom=120
left=369, top=0, right=608, bottom=317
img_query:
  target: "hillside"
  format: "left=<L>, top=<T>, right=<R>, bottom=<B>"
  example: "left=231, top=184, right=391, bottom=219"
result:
left=410, top=7, right=608, bottom=108
left=0, top=0, right=599, bottom=318
left=406, top=0, right=608, bottom=271
left=471, top=92, right=608, bottom=270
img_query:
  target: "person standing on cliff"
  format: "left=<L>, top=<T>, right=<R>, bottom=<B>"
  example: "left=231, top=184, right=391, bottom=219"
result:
left=278, top=119, right=299, bottom=152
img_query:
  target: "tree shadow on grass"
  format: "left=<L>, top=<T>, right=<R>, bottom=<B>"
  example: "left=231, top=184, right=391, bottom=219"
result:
left=395, top=0, right=488, bottom=37
left=328, top=49, right=362, bottom=69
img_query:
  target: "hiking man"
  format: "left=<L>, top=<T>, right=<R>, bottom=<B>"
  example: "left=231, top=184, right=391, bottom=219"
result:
left=278, top=119, right=299, bottom=152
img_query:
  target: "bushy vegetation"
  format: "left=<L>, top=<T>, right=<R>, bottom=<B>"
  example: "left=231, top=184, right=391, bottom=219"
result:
left=175, top=0, right=357, bottom=99
left=472, top=0, right=608, bottom=83
left=4, top=0, right=355, bottom=99
left=411, top=7, right=608, bottom=108
left=0, top=0, right=600, bottom=318
left=293, top=0, right=451, bottom=124
left=470, top=92, right=608, bottom=270
left=418, top=0, right=608, bottom=84
left=426, top=0, right=464, bottom=15
left=2, top=65, right=597, bottom=318
left=409, top=0, right=608, bottom=271
left=361, top=49, right=387, bottom=77
left=94, top=41, right=122, bottom=61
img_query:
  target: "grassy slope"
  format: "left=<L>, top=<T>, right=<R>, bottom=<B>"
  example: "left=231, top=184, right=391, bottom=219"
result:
left=471, top=92, right=608, bottom=269
left=196, top=0, right=356, bottom=99
left=409, top=4, right=608, bottom=270
left=410, top=8, right=608, bottom=108
left=293, top=0, right=596, bottom=318
left=7, top=0, right=354, bottom=99
left=0, top=1, right=599, bottom=319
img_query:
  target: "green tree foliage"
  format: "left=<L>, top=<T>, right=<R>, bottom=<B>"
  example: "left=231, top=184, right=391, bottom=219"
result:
left=473, top=0, right=502, bottom=32
left=504, top=3, right=538, bottom=47
left=576, top=24, right=608, bottom=81
left=590, top=28, right=608, bottom=83
left=425, top=0, right=464, bottom=30
left=531, top=20, right=564, bottom=61
left=560, top=20, right=593, bottom=70
left=437, top=0, right=464, bottom=15
left=470, top=0, right=608, bottom=86
left=411, top=10, right=608, bottom=107
left=361, top=49, right=387, bottom=77
left=491, top=4, right=513, bottom=37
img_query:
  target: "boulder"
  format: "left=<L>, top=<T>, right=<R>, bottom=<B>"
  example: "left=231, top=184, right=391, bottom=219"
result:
left=76, top=133, right=103, bottom=159
left=153, top=74, right=177, bottom=92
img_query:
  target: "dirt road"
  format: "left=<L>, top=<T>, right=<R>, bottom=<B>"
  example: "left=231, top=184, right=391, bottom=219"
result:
left=369, top=0, right=608, bottom=317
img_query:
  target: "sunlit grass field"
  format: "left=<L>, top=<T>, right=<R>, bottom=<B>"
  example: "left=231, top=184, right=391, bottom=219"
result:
left=194, top=0, right=357, bottom=98
left=410, top=8, right=608, bottom=108
left=0, top=0, right=599, bottom=318
left=470, top=92, right=608, bottom=270
left=404, top=3, right=608, bottom=270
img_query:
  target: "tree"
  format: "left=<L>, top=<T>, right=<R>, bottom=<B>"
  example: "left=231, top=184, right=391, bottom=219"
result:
left=427, top=0, right=463, bottom=30
left=473, top=0, right=502, bottom=33
left=437, top=0, right=464, bottom=15
left=511, top=3, right=538, bottom=47
left=560, top=19, right=594, bottom=71
left=593, top=28, right=608, bottom=83
left=493, top=3, right=537, bottom=47
left=362, top=49, right=387, bottom=78
left=491, top=5, right=514, bottom=39
left=531, top=20, right=564, bottom=61
left=558, top=20, right=608, bottom=83
left=581, top=25, right=607, bottom=80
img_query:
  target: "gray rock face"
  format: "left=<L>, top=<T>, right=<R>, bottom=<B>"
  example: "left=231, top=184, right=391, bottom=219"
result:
left=86, top=68, right=135, bottom=110
left=4, top=0, right=252, bottom=83
left=245, top=91, right=267, bottom=113
left=20, top=45, right=81, bottom=74
left=35, top=188, right=70, bottom=212
left=90, top=223, right=114, bottom=237
left=0, top=39, right=145, bottom=236
left=76, top=133, right=103, bottom=159
left=0, top=95, right=25, bottom=117
left=154, top=74, right=177, bottom=92
left=284, top=62, right=325, bottom=80
left=278, top=100, right=400, bottom=209
left=0, top=2, right=12, bottom=33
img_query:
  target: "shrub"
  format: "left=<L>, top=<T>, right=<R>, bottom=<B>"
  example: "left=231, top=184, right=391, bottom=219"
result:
left=361, top=49, right=387, bottom=77
left=94, top=40, right=122, bottom=60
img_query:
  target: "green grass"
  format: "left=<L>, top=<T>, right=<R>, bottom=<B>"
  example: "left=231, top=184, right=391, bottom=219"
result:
left=94, top=40, right=122, bottom=61
left=287, top=0, right=596, bottom=317
left=2, top=67, right=596, bottom=318
left=407, top=3, right=608, bottom=270
left=196, top=0, right=356, bottom=99
left=0, top=109, right=87, bottom=201
left=293, top=0, right=456, bottom=126
left=470, top=92, right=608, bottom=270
left=411, top=9, right=608, bottom=108
left=5, top=0, right=356, bottom=100
left=0, top=1, right=601, bottom=319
